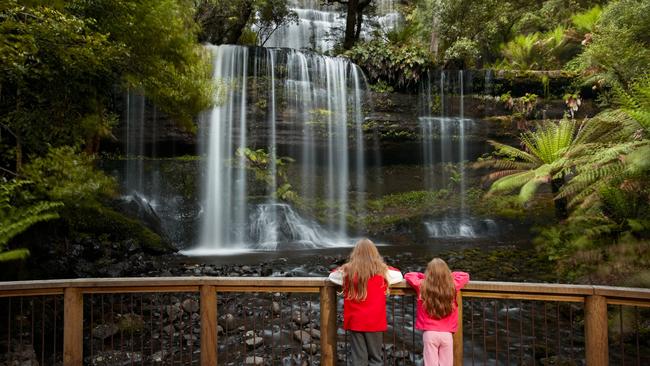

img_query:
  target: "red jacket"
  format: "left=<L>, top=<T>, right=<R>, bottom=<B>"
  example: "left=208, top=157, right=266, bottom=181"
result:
left=404, top=271, right=470, bottom=332
left=329, top=267, right=403, bottom=332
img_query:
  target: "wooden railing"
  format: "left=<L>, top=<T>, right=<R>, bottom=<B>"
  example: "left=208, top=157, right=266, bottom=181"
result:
left=0, top=277, right=648, bottom=365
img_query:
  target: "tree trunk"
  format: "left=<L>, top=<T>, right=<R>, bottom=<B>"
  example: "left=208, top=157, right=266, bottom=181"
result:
left=226, top=2, right=255, bottom=44
left=430, top=16, right=439, bottom=60
left=551, top=178, right=568, bottom=220
left=15, top=137, right=22, bottom=174
left=343, top=0, right=359, bottom=49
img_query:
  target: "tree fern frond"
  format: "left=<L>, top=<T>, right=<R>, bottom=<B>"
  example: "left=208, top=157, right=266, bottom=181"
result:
left=0, top=249, right=30, bottom=262
left=519, top=176, right=546, bottom=203
left=484, top=169, right=527, bottom=182
left=487, top=140, right=540, bottom=163
left=489, top=171, right=536, bottom=194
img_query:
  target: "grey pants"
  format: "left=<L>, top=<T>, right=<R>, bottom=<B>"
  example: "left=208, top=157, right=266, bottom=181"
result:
left=349, top=331, right=383, bottom=366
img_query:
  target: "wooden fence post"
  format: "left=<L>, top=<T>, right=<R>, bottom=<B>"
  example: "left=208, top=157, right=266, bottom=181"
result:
left=453, top=291, right=463, bottom=366
left=585, top=295, right=608, bottom=366
left=320, top=284, right=337, bottom=366
left=63, top=287, right=83, bottom=366
left=200, top=285, right=217, bottom=366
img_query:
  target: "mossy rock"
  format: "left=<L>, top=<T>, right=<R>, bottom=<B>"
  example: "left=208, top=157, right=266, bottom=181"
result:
left=65, top=204, right=174, bottom=254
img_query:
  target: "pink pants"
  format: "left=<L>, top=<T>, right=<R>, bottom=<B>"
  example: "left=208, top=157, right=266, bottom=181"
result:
left=423, top=330, right=453, bottom=366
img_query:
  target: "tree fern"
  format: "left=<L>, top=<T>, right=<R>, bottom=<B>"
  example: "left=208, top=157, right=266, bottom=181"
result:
left=0, top=180, right=63, bottom=262
left=479, top=119, right=588, bottom=217
left=571, top=5, right=602, bottom=33
left=558, top=76, right=650, bottom=210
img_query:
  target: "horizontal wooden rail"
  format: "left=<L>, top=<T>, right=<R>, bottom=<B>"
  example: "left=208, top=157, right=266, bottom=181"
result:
left=1, top=277, right=648, bottom=366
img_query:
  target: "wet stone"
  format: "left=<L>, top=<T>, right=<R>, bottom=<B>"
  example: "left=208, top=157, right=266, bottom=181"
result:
left=89, top=351, right=142, bottom=366
left=307, top=328, right=321, bottom=339
left=244, top=356, right=264, bottom=365
left=272, top=301, right=281, bottom=314
left=92, top=323, right=119, bottom=339
left=151, top=350, right=168, bottom=363
left=181, top=298, right=199, bottom=313
left=293, top=330, right=312, bottom=343
left=219, top=313, right=237, bottom=330
left=163, top=324, right=175, bottom=335
left=291, top=311, right=309, bottom=325
left=245, top=336, right=264, bottom=348
left=166, top=305, right=182, bottom=321
left=302, top=343, right=319, bottom=354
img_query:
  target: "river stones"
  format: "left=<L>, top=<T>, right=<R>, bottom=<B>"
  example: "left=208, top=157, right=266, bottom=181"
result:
left=244, top=356, right=264, bottom=365
left=245, top=336, right=264, bottom=348
left=271, top=301, right=281, bottom=314
left=181, top=298, right=199, bottom=313
left=293, top=330, right=312, bottom=343
left=92, top=323, right=119, bottom=339
left=291, top=310, right=309, bottom=325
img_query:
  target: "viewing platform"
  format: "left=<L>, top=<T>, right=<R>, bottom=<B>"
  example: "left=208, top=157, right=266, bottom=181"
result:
left=1, top=278, right=648, bottom=365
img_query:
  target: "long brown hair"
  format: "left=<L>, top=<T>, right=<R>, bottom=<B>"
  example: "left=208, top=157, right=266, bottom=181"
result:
left=341, top=238, right=389, bottom=301
left=420, top=258, right=456, bottom=319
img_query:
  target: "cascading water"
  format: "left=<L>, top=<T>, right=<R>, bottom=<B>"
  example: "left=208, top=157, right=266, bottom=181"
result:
left=420, top=71, right=497, bottom=239
left=186, top=45, right=368, bottom=254
left=264, top=0, right=400, bottom=52
left=124, top=91, right=149, bottom=196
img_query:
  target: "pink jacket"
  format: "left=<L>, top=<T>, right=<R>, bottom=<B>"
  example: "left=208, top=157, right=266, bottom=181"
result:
left=404, top=271, right=470, bottom=332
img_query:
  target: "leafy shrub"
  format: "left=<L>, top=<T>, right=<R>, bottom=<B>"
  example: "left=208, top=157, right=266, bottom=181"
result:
left=568, top=0, right=650, bottom=88
left=345, top=39, right=433, bottom=89
left=22, top=146, right=116, bottom=204
left=495, top=26, right=572, bottom=70
left=443, top=37, right=481, bottom=68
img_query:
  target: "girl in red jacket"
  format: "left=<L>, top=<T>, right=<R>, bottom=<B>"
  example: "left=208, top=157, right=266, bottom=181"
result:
left=405, top=258, right=469, bottom=366
left=328, top=238, right=403, bottom=366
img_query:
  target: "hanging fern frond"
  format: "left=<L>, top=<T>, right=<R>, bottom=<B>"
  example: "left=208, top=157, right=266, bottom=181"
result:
left=0, top=180, right=63, bottom=262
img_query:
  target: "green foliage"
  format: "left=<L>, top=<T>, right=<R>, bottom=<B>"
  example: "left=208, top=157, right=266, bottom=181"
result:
left=476, top=119, right=594, bottom=212
left=0, top=2, right=124, bottom=155
left=0, top=0, right=213, bottom=165
left=72, top=0, right=214, bottom=130
left=0, top=180, right=62, bottom=261
left=369, top=80, right=394, bottom=94
left=22, top=147, right=116, bottom=204
left=498, top=33, right=541, bottom=70
left=194, top=0, right=297, bottom=47
left=500, top=91, right=538, bottom=122
left=571, top=5, right=602, bottom=33
left=235, top=147, right=298, bottom=203
left=255, top=0, right=298, bottom=46
left=345, top=39, right=433, bottom=89
left=495, top=26, right=572, bottom=70
left=558, top=76, right=650, bottom=210
left=528, top=75, right=650, bottom=283
left=442, top=37, right=481, bottom=68
left=568, top=0, right=650, bottom=89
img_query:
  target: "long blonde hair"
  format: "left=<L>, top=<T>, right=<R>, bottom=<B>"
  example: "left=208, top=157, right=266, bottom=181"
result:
left=341, top=238, right=389, bottom=301
left=420, top=258, right=456, bottom=319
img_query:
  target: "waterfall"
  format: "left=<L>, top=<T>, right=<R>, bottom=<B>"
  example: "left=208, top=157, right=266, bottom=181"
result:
left=420, top=70, right=489, bottom=239
left=188, top=45, right=368, bottom=253
left=263, top=0, right=401, bottom=52
left=124, top=91, right=147, bottom=195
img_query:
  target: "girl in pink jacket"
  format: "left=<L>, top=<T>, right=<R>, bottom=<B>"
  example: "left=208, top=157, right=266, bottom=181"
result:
left=404, top=258, right=470, bottom=366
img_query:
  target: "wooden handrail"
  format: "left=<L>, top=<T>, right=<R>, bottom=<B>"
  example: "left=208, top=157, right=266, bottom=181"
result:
left=1, top=277, right=648, bottom=366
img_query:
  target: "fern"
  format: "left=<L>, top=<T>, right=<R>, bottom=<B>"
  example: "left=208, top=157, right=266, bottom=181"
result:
left=571, top=5, right=603, bottom=33
left=0, top=180, right=63, bottom=261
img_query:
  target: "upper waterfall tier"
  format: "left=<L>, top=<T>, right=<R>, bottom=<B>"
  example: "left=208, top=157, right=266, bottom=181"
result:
left=263, top=0, right=400, bottom=52
left=194, top=45, right=368, bottom=252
